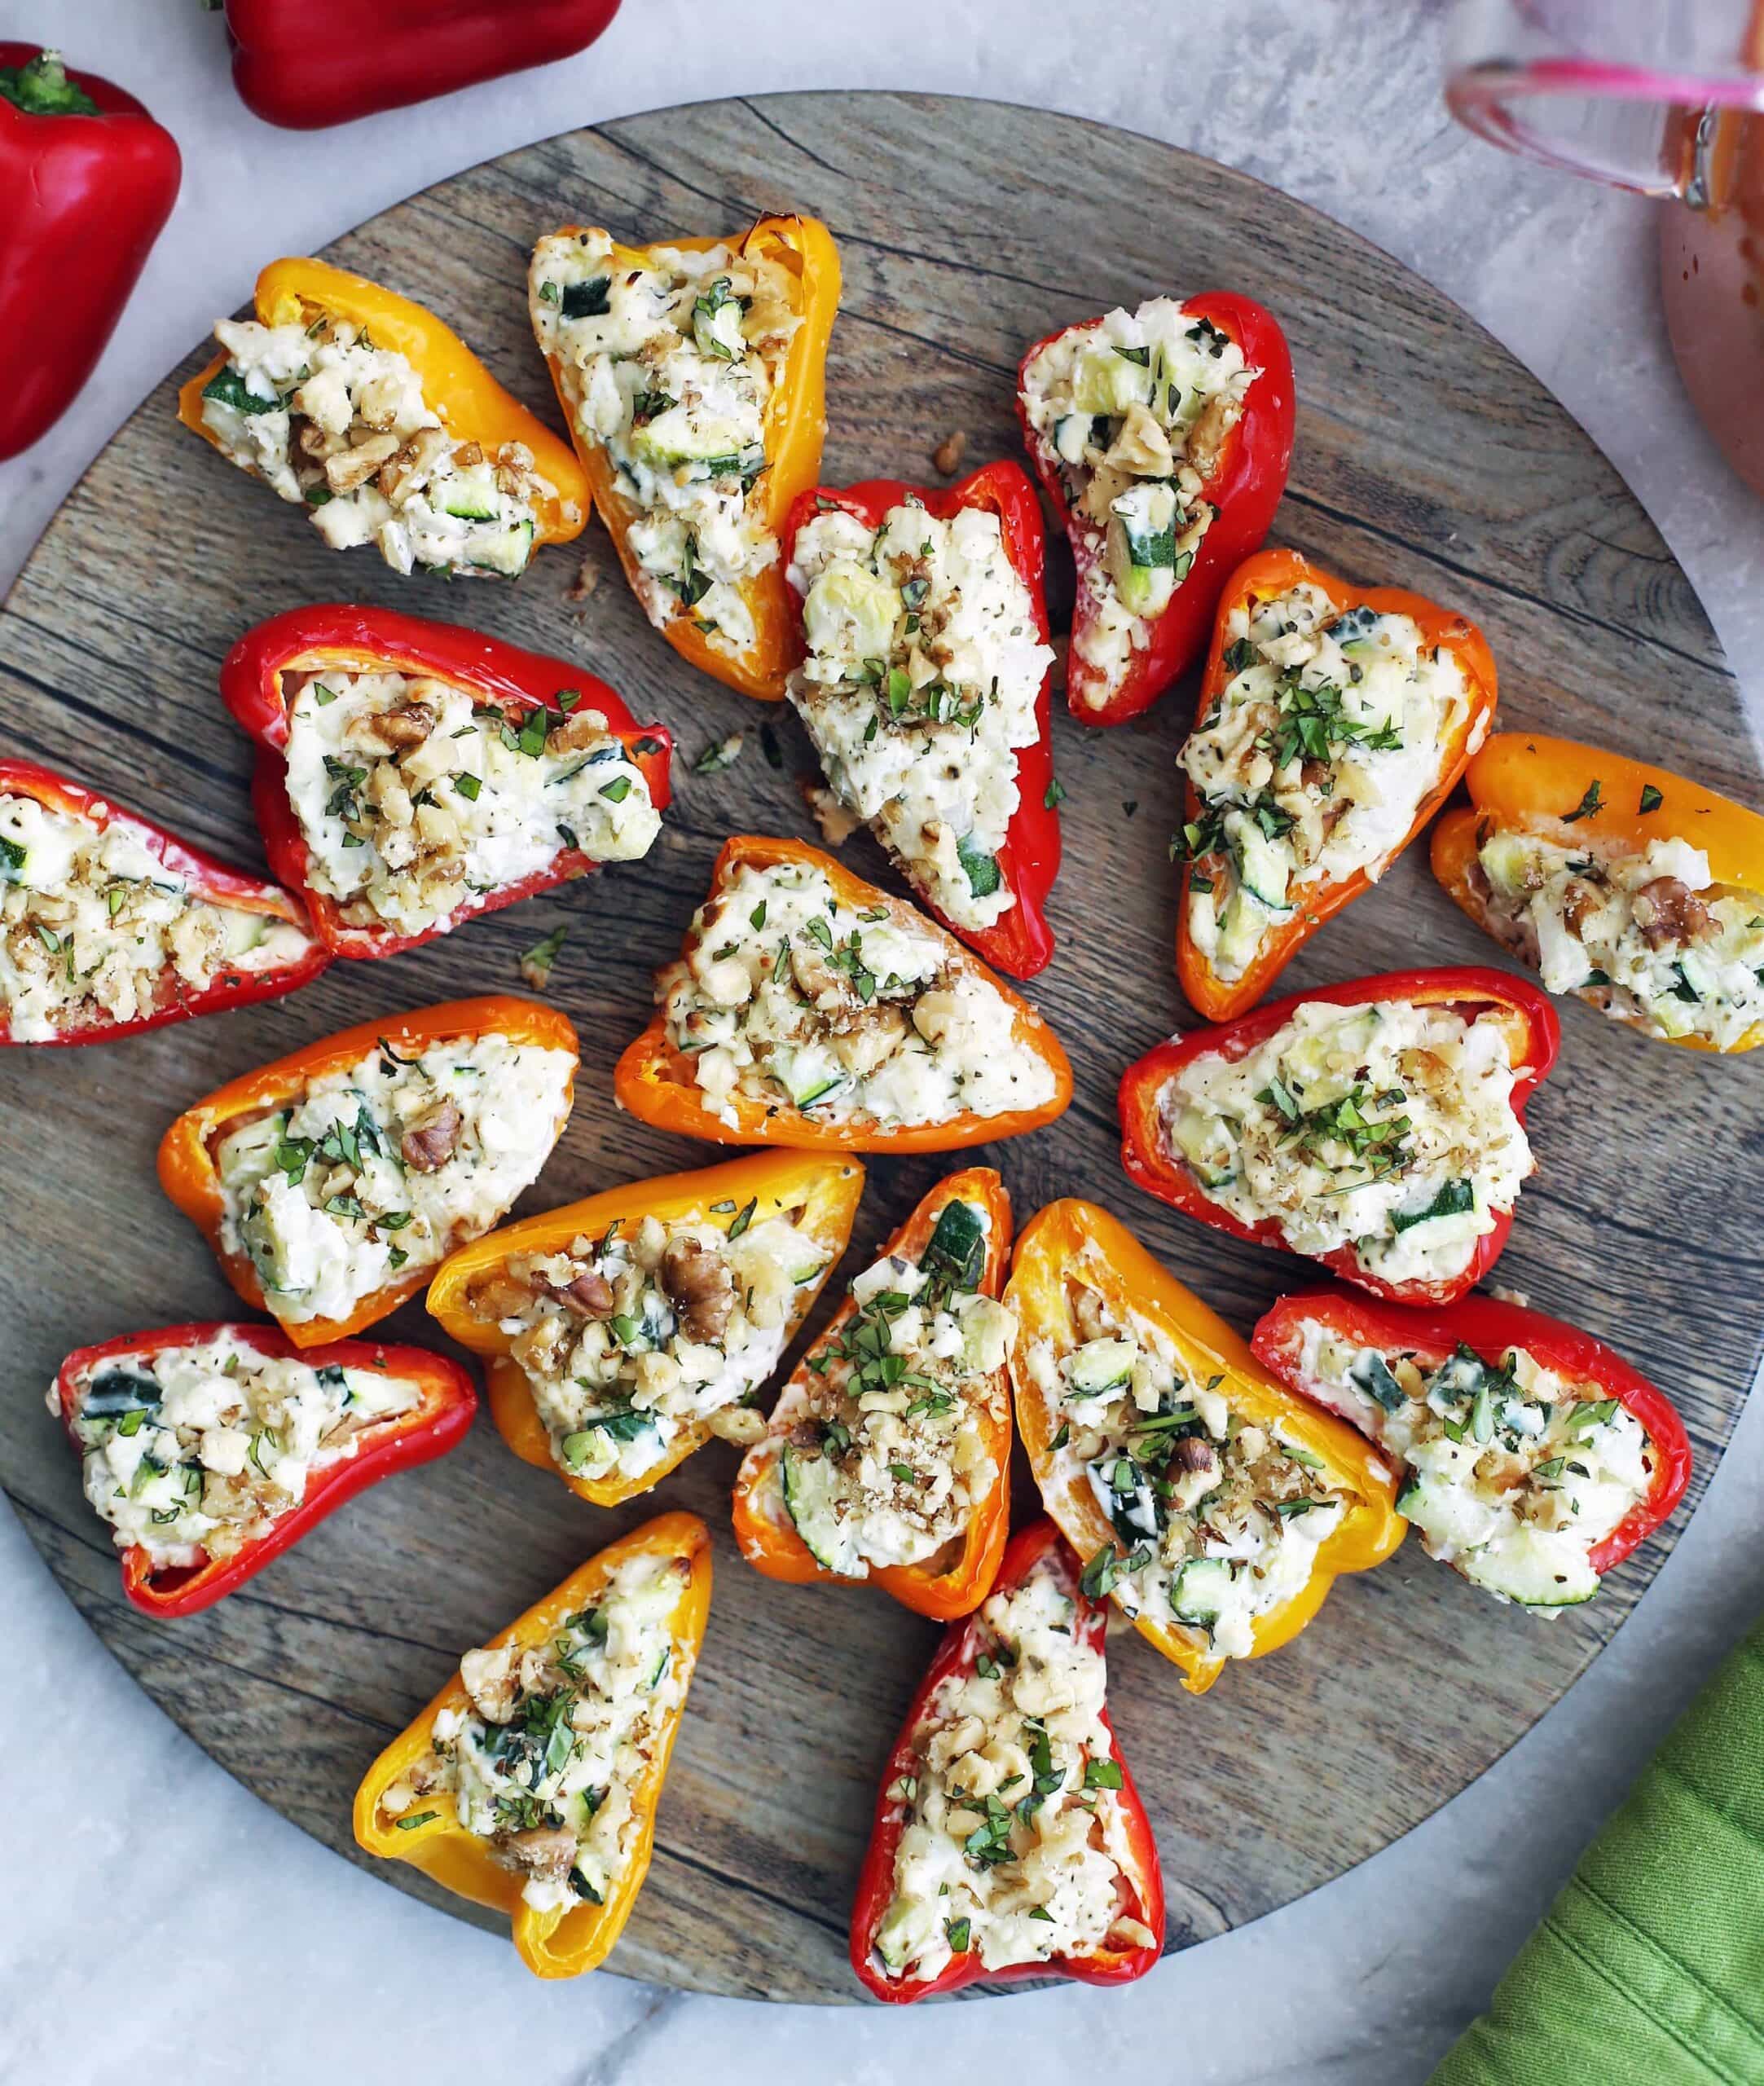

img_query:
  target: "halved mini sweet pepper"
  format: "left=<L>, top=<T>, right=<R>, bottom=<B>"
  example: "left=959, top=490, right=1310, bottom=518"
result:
left=780, top=461, right=1061, bottom=978
left=427, top=1150, right=864, bottom=1507
left=158, top=995, right=578, bottom=1345
left=1176, top=548, right=1499, bottom=1020
left=530, top=215, right=840, bottom=700
left=1016, top=292, right=1295, bottom=726
left=1119, top=966, right=1560, bottom=1306
left=0, top=756, right=327, bottom=1045
left=850, top=1517, right=1164, bottom=2000
left=0, top=46, right=181, bottom=460
left=1006, top=1199, right=1404, bottom=1694
left=614, top=834, right=1073, bottom=1153
left=1432, top=732, right=1764, bottom=1054
left=218, top=602, right=672, bottom=959
left=51, top=1318, right=476, bottom=1617
left=732, top=1167, right=1013, bottom=1620
left=1252, top=1288, right=1693, bottom=1601
left=354, top=1510, right=710, bottom=1980
left=221, top=0, right=622, bottom=130
left=178, top=256, right=587, bottom=561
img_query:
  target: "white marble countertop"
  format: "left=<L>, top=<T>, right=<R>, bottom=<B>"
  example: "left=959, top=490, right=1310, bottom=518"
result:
left=3, top=5, right=1762, bottom=2082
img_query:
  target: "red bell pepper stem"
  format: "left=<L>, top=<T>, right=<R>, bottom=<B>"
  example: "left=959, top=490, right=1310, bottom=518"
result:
left=849, top=1518, right=1165, bottom=2002
left=1250, top=1289, right=1692, bottom=1574
left=1118, top=966, right=1562, bottom=1305
left=0, top=46, right=181, bottom=461
left=781, top=461, right=1061, bottom=979
left=1017, top=291, right=1296, bottom=727
left=52, top=1321, right=477, bottom=1617
left=222, top=0, right=623, bottom=130
left=218, top=604, right=673, bottom=961
left=0, top=757, right=328, bottom=1045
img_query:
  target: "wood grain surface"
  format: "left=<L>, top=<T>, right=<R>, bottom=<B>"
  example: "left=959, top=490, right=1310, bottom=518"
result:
left=2, top=91, right=1758, bottom=2005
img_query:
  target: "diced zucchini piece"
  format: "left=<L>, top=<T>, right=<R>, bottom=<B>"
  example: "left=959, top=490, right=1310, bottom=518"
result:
left=1170, top=1556, right=1233, bottom=1629
left=1349, top=1350, right=1408, bottom=1415
left=957, top=834, right=1002, bottom=900
left=1326, top=606, right=1383, bottom=657
left=1464, top=1525, right=1598, bottom=1609
left=1052, top=413, right=1090, bottom=465
left=781, top=1443, right=863, bottom=1575
left=440, top=462, right=502, bottom=522
left=559, top=277, right=612, bottom=321
left=1390, top=1179, right=1476, bottom=1235
left=81, top=1368, right=162, bottom=1420
left=1229, top=811, right=1293, bottom=913
left=924, top=1199, right=986, bottom=1287
left=1170, top=1103, right=1236, bottom=1189
left=465, top=519, right=534, bottom=577
left=802, top=561, right=899, bottom=662
left=781, top=1051, right=846, bottom=1108
left=1106, top=482, right=1180, bottom=617
left=214, top=1109, right=288, bottom=1190
left=219, top=907, right=272, bottom=957
left=201, top=366, right=283, bottom=417
left=631, top=407, right=751, bottom=469
left=1071, top=341, right=1152, bottom=416
left=1212, top=886, right=1266, bottom=979
left=1477, top=829, right=1533, bottom=896
left=1065, top=1338, right=1137, bottom=1397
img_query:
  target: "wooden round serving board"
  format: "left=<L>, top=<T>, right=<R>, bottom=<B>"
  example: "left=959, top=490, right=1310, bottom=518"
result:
left=2, top=91, right=1758, bottom=2005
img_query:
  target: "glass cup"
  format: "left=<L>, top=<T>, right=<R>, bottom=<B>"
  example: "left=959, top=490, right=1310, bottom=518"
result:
left=1447, top=1, right=1764, bottom=493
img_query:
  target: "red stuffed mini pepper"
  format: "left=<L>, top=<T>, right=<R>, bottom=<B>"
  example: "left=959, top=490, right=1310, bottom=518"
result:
left=1120, top=967, right=1559, bottom=1305
left=850, top=1519, right=1164, bottom=2001
left=0, top=46, right=181, bottom=460
left=1175, top=547, right=1499, bottom=1020
left=0, top=757, right=325, bottom=1045
left=1017, top=290, right=1294, bottom=726
left=51, top=1319, right=476, bottom=1617
left=218, top=605, right=671, bottom=960
left=1252, top=1289, right=1692, bottom=1611
left=221, top=0, right=623, bottom=130
left=781, top=462, right=1061, bottom=978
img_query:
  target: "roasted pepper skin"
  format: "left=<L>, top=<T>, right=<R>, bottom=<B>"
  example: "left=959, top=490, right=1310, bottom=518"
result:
left=1118, top=966, right=1560, bottom=1306
left=732, top=1168, right=1012, bottom=1619
left=0, top=46, right=181, bottom=460
left=157, top=996, right=578, bottom=1347
left=614, top=834, right=1074, bottom=1153
left=1432, top=732, right=1764, bottom=1054
left=354, top=1510, right=709, bottom=1980
left=849, top=1517, right=1165, bottom=2000
left=1016, top=292, right=1296, bottom=728
left=427, top=1151, right=864, bottom=1507
left=1006, top=1199, right=1404, bottom=1695
left=51, top=1320, right=475, bottom=1617
left=0, top=757, right=327, bottom=1045
left=218, top=603, right=672, bottom=960
left=1251, top=1288, right=1692, bottom=1582
left=1177, top=548, right=1499, bottom=1020
left=532, top=216, right=840, bottom=701
left=780, top=462, right=1061, bottom=979
left=178, top=257, right=587, bottom=552
left=222, top=0, right=622, bottom=130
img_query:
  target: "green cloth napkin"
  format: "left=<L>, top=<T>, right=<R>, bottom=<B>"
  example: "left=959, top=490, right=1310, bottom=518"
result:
left=1431, top=1620, right=1764, bottom=2086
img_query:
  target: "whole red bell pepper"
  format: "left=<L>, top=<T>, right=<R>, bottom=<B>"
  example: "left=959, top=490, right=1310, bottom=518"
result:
left=1016, top=292, right=1296, bottom=727
left=0, top=46, right=181, bottom=461
left=221, top=0, right=623, bottom=130
left=1118, top=966, right=1560, bottom=1305
left=51, top=1319, right=477, bottom=1617
left=0, top=757, right=327, bottom=1045
left=218, top=604, right=672, bottom=961
left=1251, top=1288, right=1692, bottom=1582
left=780, top=462, right=1062, bottom=979
left=849, top=1518, right=1164, bottom=2002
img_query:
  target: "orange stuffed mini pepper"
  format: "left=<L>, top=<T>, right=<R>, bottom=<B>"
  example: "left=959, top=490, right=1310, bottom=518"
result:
left=614, top=834, right=1072, bottom=1153
left=1433, top=732, right=1764, bottom=1053
left=1175, top=548, right=1498, bottom=1019
left=180, top=256, right=587, bottom=579
left=427, top=1151, right=864, bottom=1507
left=354, top=1511, right=710, bottom=1979
left=732, top=1168, right=1013, bottom=1620
left=528, top=215, right=840, bottom=699
left=1005, top=1199, right=1404, bottom=1695
left=158, top=996, right=577, bottom=1346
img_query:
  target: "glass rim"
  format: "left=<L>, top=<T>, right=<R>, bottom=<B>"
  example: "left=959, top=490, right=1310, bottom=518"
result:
left=1448, top=55, right=1764, bottom=191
